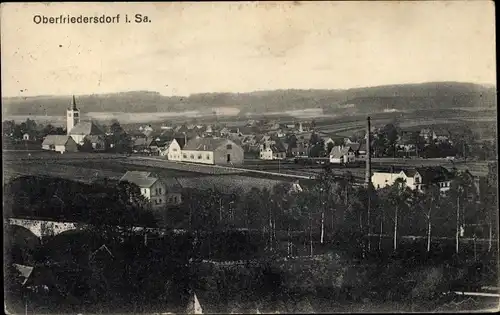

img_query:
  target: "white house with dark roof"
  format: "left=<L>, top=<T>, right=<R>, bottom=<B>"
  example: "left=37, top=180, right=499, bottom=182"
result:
left=181, top=138, right=244, bottom=165
left=120, top=171, right=182, bottom=209
left=164, top=138, right=183, bottom=161
left=41, top=135, right=79, bottom=153
left=259, top=140, right=287, bottom=160
left=371, top=166, right=454, bottom=192
left=329, top=145, right=355, bottom=164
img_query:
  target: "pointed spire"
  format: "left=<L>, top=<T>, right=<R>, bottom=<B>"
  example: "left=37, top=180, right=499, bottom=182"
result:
left=72, top=95, right=78, bottom=110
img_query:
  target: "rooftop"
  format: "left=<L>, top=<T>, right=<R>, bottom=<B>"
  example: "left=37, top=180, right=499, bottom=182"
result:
left=42, top=135, right=73, bottom=146
left=120, top=171, right=159, bottom=188
left=69, top=121, right=105, bottom=136
left=183, top=138, right=232, bottom=151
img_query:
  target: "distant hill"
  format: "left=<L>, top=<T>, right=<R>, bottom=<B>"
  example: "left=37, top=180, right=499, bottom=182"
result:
left=2, top=82, right=496, bottom=117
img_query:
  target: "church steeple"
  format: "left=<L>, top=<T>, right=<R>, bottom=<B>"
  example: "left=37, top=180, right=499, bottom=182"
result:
left=72, top=95, right=78, bottom=110
left=67, top=95, right=80, bottom=135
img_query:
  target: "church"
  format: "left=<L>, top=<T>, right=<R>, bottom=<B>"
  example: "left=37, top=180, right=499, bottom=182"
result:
left=66, top=96, right=107, bottom=150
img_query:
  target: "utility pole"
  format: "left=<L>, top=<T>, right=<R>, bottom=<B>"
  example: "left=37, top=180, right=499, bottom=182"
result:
left=456, top=189, right=461, bottom=254
left=365, top=116, right=372, bottom=252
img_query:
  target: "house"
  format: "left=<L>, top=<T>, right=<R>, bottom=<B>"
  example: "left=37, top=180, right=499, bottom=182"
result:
left=181, top=138, right=244, bottom=165
left=164, top=138, right=183, bottom=161
left=203, top=125, right=214, bottom=136
left=266, top=122, right=281, bottom=131
left=141, top=125, right=154, bottom=137
left=329, top=145, right=355, bottom=164
left=357, top=142, right=368, bottom=159
left=371, top=166, right=454, bottom=193
left=322, top=137, right=335, bottom=151
left=68, top=121, right=106, bottom=145
left=241, top=135, right=257, bottom=145
left=22, top=132, right=36, bottom=141
left=260, top=140, right=287, bottom=160
left=345, top=142, right=368, bottom=159
left=420, top=128, right=437, bottom=143
left=434, top=129, right=451, bottom=143
left=397, top=131, right=417, bottom=153
left=289, top=141, right=310, bottom=157
left=175, top=124, right=189, bottom=133
left=132, top=137, right=159, bottom=155
left=84, top=135, right=107, bottom=151
left=163, top=177, right=183, bottom=206
left=120, top=171, right=172, bottom=209
left=41, top=135, right=79, bottom=153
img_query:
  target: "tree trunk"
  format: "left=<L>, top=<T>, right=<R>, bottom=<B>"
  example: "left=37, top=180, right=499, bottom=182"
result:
left=219, top=199, right=223, bottom=223
left=427, top=198, right=433, bottom=253
left=489, top=222, right=492, bottom=252
left=331, top=209, right=335, bottom=242
left=320, top=210, right=325, bottom=244
left=309, top=212, right=313, bottom=257
left=473, top=236, right=477, bottom=261
left=345, top=185, right=348, bottom=206
left=273, top=218, right=277, bottom=250
left=393, top=206, right=398, bottom=252
left=427, top=215, right=431, bottom=253
left=456, top=196, right=460, bottom=254
left=367, top=191, right=371, bottom=251
left=379, top=212, right=383, bottom=251
left=269, top=210, right=273, bottom=251
left=189, top=205, right=192, bottom=230
left=287, top=226, right=291, bottom=257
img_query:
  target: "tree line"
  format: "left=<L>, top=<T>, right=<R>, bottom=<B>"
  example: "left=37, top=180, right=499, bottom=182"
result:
left=4, top=161, right=497, bottom=260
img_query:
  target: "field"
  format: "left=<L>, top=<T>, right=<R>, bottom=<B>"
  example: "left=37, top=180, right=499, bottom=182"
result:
left=313, top=109, right=496, bottom=140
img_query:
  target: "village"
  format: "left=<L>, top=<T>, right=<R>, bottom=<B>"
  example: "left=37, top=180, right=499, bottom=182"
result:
left=3, top=96, right=493, bottom=205
left=3, top=1, right=498, bottom=313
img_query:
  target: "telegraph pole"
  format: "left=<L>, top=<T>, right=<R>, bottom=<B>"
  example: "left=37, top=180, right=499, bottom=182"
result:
left=366, top=116, right=372, bottom=252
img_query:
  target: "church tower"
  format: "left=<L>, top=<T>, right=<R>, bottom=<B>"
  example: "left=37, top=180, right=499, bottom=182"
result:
left=67, top=95, right=80, bottom=135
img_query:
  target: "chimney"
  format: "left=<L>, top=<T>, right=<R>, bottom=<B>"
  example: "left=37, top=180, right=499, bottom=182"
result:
left=365, top=116, right=372, bottom=187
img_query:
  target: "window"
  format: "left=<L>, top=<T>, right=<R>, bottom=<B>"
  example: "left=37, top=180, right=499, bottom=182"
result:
left=415, top=177, right=421, bottom=184
left=227, top=144, right=232, bottom=149
left=183, top=154, right=187, bottom=159
left=172, top=148, right=177, bottom=152
left=74, top=113, right=79, bottom=117
left=190, top=154, right=194, bottom=159
left=206, top=154, right=210, bottom=160
left=68, top=113, right=72, bottom=117
left=198, top=154, right=202, bottom=159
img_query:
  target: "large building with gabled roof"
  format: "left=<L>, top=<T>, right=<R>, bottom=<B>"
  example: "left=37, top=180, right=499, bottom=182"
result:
left=41, top=135, right=79, bottom=153
left=66, top=96, right=105, bottom=145
left=181, top=138, right=244, bottom=165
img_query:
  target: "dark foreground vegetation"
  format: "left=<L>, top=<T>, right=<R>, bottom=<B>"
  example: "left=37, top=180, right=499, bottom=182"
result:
left=4, top=161, right=498, bottom=313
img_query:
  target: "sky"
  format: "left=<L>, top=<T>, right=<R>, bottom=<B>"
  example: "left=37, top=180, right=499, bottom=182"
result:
left=1, top=1, right=496, bottom=98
